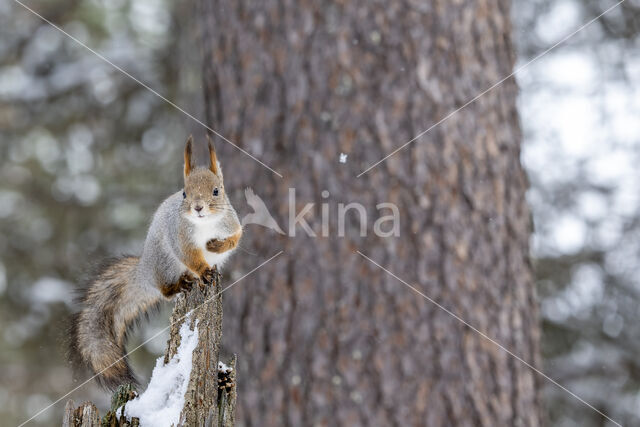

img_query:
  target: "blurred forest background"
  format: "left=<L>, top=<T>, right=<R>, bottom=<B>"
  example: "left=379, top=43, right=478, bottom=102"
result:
left=0, top=0, right=639, bottom=425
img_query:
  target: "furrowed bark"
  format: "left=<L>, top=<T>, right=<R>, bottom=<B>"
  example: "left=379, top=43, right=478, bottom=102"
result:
left=167, top=272, right=224, bottom=426
left=195, top=0, right=541, bottom=425
left=62, top=401, right=99, bottom=427
left=217, top=355, right=237, bottom=427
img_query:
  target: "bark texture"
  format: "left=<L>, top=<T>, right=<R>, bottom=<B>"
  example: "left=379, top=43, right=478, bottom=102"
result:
left=62, top=401, right=100, bottom=427
left=168, top=274, right=225, bottom=426
left=218, top=354, right=238, bottom=427
left=197, top=0, right=540, bottom=425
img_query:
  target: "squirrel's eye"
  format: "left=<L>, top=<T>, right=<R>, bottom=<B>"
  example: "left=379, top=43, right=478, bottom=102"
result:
left=182, top=190, right=186, bottom=199
left=213, top=188, right=219, bottom=196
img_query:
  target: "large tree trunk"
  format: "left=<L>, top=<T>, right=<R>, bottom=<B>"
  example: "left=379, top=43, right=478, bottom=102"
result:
left=196, top=0, right=540, bottom=425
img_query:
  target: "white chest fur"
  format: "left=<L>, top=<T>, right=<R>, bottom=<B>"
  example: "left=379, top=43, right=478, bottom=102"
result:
left=190, top=217, right=235, bottom=270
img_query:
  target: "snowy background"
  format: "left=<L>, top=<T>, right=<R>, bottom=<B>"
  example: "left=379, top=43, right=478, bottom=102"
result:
left=1, top=0, right=639, bottom=425
left=514, top=0, right=640, bottom=424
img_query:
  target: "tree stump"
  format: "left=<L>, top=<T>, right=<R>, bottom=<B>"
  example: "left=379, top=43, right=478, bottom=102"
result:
left=63, top=270, right=236, bottom=426
left=62, top=401, right=99, bottom=427
left=165, top=270, right=226, bottom=426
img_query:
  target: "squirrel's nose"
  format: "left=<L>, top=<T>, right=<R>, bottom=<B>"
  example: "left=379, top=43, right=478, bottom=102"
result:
left=194, top=205, right=203, bottom=212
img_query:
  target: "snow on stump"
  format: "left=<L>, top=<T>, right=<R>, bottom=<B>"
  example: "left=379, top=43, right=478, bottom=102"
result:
left=64, top=269, right=237, bottom=427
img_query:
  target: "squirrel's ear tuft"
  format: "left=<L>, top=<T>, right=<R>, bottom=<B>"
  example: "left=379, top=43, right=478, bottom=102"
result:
left=184, top=135, right=194, bottom=177
left=207, top=135, right=220, bottom=177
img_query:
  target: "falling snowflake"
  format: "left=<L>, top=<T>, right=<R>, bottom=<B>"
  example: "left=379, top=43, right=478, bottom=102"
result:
left=339, top=153, right=348, bottom=163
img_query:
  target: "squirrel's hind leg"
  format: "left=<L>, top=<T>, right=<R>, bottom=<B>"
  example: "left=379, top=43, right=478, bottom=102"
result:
left=160, top=271, right=198, bottom=297
left=201, top=266, right=220, bottom=286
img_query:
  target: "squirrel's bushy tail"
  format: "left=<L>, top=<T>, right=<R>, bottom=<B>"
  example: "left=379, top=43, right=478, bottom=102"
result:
left=69, top=256, right=162, bottom=390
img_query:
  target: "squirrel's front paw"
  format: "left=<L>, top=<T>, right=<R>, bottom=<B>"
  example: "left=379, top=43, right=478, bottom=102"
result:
left=206, top=238, right=227, bottom=253
left=178, top=271, right=197, bottom=292
left=201, top=267, right=218, bottom=286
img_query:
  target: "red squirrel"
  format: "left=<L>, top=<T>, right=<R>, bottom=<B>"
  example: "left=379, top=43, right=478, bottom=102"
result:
left=69, top=136, right=242, bottom=388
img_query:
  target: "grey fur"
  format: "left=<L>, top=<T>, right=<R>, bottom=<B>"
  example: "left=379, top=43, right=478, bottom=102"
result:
left=70, top=149, right=241, bottom=389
